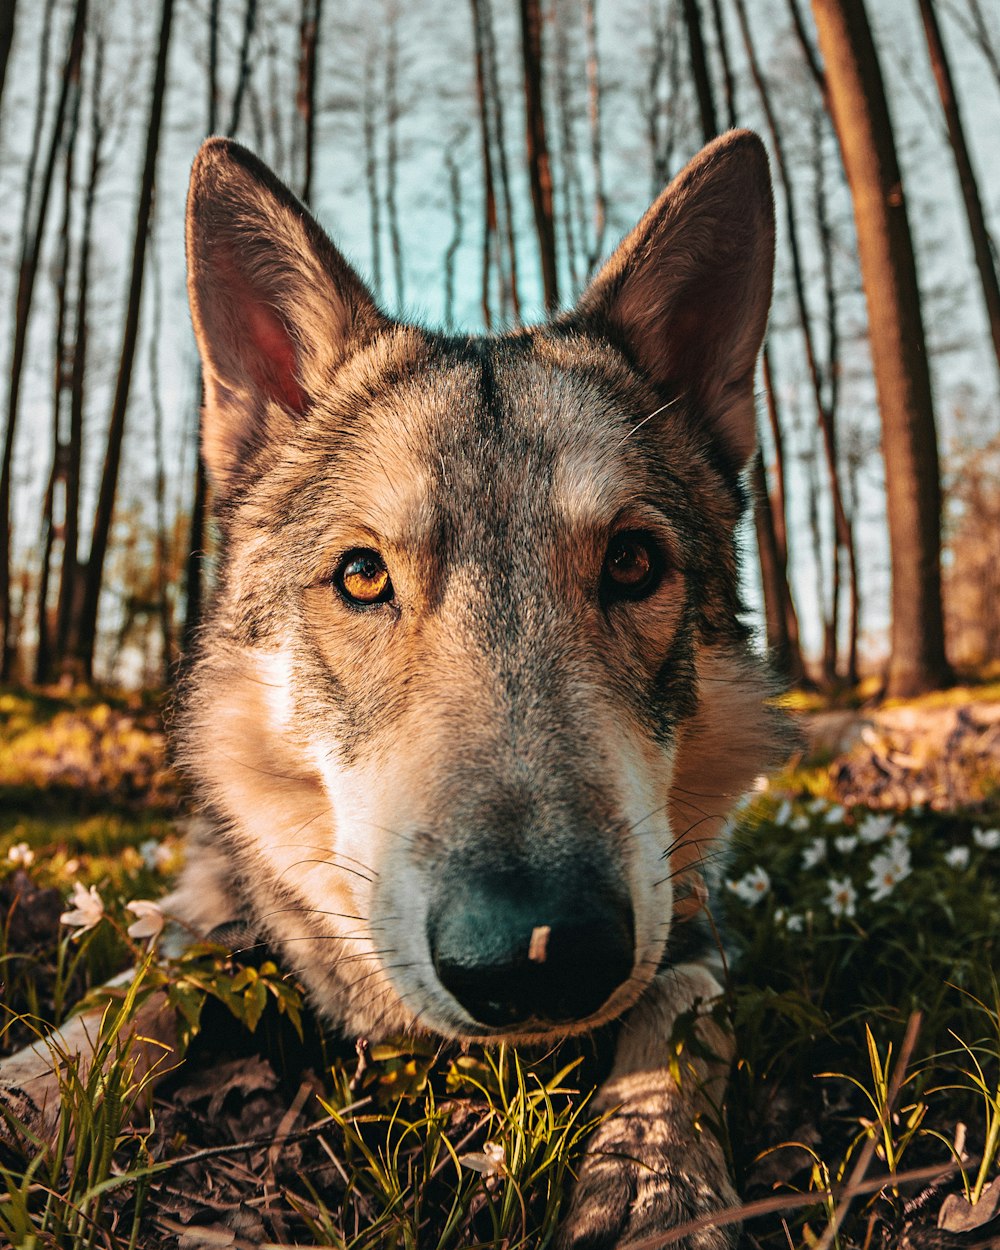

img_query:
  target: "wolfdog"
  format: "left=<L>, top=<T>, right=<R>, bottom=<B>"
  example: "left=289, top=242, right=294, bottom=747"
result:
left=5, top=129, right=787, bottom=1247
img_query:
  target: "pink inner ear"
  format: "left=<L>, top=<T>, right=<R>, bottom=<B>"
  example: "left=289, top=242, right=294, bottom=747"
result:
left=244, top=298, right=309, bottom=414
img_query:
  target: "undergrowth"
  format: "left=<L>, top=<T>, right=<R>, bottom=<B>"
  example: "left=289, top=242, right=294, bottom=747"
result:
left=0, top=687, right=998, bottom=1247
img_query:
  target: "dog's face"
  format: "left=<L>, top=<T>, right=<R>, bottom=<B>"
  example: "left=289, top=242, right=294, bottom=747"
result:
left=179, top=133, right=784, bottom=1042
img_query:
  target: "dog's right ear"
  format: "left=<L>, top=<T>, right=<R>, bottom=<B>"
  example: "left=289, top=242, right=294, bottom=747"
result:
left=186, top=138, right=387, bottom=492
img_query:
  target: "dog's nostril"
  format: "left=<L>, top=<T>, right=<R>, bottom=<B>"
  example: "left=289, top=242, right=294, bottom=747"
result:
left=428, top=878, right=634, bottom=1029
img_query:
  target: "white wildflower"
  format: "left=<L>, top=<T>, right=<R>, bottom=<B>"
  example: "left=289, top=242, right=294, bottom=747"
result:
left=808, top=797, right=829, bottom=814
left=826, top=876, right=858, bottom=919
left=60, top=882, right=104, bottom=935
left=774, top=800, right=793, bottom=827
left=774, top=907, right=786, bottom=924
left=891, top=822, right=912, bottom=841
left=834, top=835, right=858, bottom=854
left=790, top=813, right=810, bottom=832
left=858, top=813, right=894, bottom=844
left=786, top=914, right=805, bottom=933
left=972, top=827, right=1000, bottom=851
left=944, top=846, right=970, bottom=870
left=125, top=899, right=165, bottom=943
left=802, top=837, right=828, bottom=870
left=868, top=842, right=912, bottom=902
left=6, top=841, right=34, bottom=867
left=461, top=1139, right=506, bottom=1180
left=823, top=804, right=846, bottom=824
left=727, top=866, right=771, bottom=906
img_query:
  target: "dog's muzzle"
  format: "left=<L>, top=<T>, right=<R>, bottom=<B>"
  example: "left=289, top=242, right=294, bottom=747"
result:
left=427, top=866, right=634, bottom=1030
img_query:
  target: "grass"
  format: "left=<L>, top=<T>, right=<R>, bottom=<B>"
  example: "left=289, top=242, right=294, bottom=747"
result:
left=1, top=686, right=999, bottom=1247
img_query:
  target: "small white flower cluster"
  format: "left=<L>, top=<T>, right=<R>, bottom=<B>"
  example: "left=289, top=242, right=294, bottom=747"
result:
left=867, top=839, right=911, bottom=901
left=727, top=865, right=771, bottom=906
left=972, top=827, right=1000, bottom=850
left=6, top=841, right=34, bottom=867
left=59, top=882, right=165, bottom=944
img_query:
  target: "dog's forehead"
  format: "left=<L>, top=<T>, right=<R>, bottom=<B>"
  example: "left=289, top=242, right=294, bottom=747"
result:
left=315, top=332, right=660, bottom=540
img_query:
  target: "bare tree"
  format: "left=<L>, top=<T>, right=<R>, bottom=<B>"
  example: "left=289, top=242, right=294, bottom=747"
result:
left=55, top=28, right=105, bottom=677
left=681, top=0, right=718, bottom=138
left=470, top=0, right=500, bottom=326
left=443, top=144, right=464, bottom=329
left=483, top=0, right=521, bottom=321
left=917, top=0, right=1000, bottom=386
left=0, top=0, right=16, bottom=118
left=297, top=0, right=322, bottom=203
left=0, top=0, right=88, bottom=679
left=73, top=0, right=174, bottom=678
left=582, top=0, right=607, bottom=273
left=36, top=28, right=85, bottom=683
left=689, top=0, right=804, bottom=679
left=384, top=14, right=405, bottom=308
left=812, top=0, right=950, bottom=696
left=733, top=0, right=858, bottom=685
left=519, top=0, right=558, bottom=311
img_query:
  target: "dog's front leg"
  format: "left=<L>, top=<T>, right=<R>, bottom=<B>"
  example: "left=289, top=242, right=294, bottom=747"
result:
left=558, top=963, right=738, bottom=1250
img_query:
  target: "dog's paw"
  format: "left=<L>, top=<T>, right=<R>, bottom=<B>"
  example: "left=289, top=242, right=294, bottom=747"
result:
left=557, top=1103, right=739, bottom=1250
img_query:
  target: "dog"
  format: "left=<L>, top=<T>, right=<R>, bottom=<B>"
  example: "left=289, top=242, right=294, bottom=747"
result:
left=4, top=129, right=787, bottom=1248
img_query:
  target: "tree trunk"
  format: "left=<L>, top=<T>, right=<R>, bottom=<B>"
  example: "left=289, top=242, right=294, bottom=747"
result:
left=73, top=0, right=174, bottom=679
left=690, top=0, right=804, bottom=680
left=735, top=0, right=855, bottom=686
left=762, top=350, right=806, bottom=682
left=56, top=29, right=104, bottom=679
left=0, top=0, right=87, bottom=679
left=483, top=0, right=520, bottom=322
left=0, top=0, right=16, bottom=119
left=812, top=0, right=950, bottom=696
left=519, top=0, right=558, bottom=312
left=384, top=17, right=405, bottom=308
left=470, top=0, right=499, bottom=327
left=36, top=40, right=84, bottom=684
left=297, top=0, right=321, bottom=204
left=917, top=0, right=1000, bottom=384
left=582, top=0, right=607, bottom=274
left=681, top=0, right=719, bottom=139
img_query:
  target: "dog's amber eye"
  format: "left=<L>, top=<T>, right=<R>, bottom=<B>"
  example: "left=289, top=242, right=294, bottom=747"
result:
left=603, top=532, right=661, bottom=600
left=336, top=549, right=394, bottom=605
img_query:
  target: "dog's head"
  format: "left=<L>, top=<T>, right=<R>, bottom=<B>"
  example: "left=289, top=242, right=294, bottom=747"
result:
left=180, top=132, right=785, bottom=1041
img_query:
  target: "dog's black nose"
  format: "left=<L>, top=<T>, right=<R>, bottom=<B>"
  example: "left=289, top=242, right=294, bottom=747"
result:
left=427, top=871, right=634, bottom=1029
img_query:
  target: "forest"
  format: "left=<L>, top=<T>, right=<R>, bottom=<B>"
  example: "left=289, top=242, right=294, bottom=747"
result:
left=1, top=2, right=1000, bottom=1249
left=0, top=0, right=997, bottom=695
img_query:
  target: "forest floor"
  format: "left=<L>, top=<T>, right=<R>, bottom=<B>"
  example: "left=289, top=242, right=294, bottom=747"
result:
left=0, top=682, right=999, bottom=1249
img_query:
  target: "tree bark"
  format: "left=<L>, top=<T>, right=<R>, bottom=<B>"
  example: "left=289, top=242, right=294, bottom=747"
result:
left=56, top=29, right=104, bottom=678
left=297, top=0, right=321, bottom=204
left=36, top=38, right=84, bottom=684
left=0, top=0, right=16, bottom=120
left=690, top=0, right=803, bottom=680
left=735, top=0, right=856, bottom=686
left=812, top=0, right=950, bottom=695
left=519, top=0, right=558, bottom=312
left=73, top=0, right=174, bottom=679
left=582, top=0, right=607, bottom=274
left=470, top=0, right=499, bottom=327
left=681, top=0, right=719, bottom=139
left=917, top=0, right=1000, bottom=384
left=0, top=0, right=87, bottom=679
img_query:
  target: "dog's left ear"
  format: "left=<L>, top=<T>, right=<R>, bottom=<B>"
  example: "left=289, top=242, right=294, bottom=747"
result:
left=572, top=129, right=774, bottom=470
left=186, top=138, right=388, bottom=492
